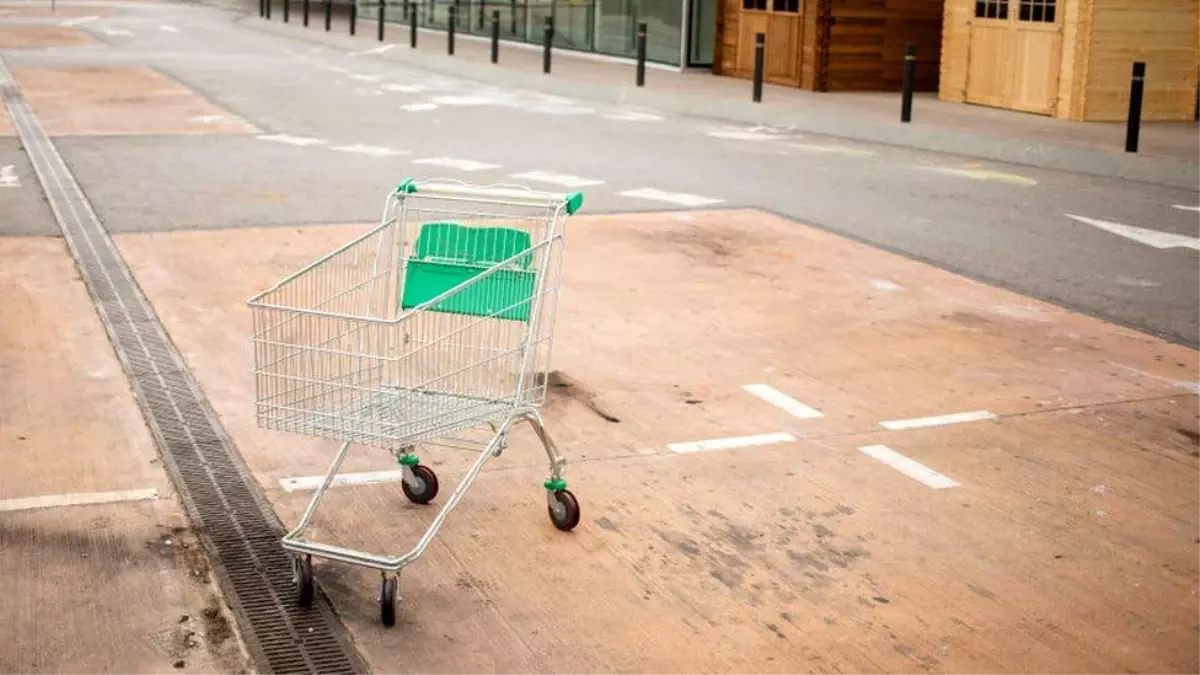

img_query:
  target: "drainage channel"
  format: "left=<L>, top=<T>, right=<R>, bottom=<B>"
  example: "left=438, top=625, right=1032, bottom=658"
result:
left=0, top=59, right=363, bottom=675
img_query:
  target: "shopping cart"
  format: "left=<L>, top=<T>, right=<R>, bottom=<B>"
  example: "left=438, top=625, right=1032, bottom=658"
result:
left=248, top=178, right=585, bottom=626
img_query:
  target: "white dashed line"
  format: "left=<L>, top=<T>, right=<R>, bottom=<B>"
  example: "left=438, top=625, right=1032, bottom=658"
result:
left=188, top=115, right=225, bottom=124
left=401, top=103, right=439, bottom=112
left=0, top=488, right=159, bottom=513
left=331, top=144, right=410, bottom=157
left=353, top=44, right=396, bottom=56
left=511, top=171, right=604, bottom=188
left=348, top=73, right=383, bottom=82
left=102, top=28, right=134, bottom=36
left=1066, top=214, right=1200, bottom=251
left=605, top=111, right=664, bottom=122
left=432, top=94, right=502, bottom=106
left=59, top=15, right=98, bottom=26
left=280, top=470, right=405, bottom=492
left=857, top=445, right=960, bottom=489
left=867, top=278, right=904, bottom=291
left=618, top=188, right=724, bottom=207
left=787, top=142, right=876, bottom=157
left=414, top=157, right=500, bottom=171
left=383, top=84, right=431, bottom=93
left=0, top=165, right=19, bottom=188
left=1172, top=205, right=1200, bottom=212
left=920, top=166, right=1038, bottom=186
left=668, top=432, right=796, bottom=454
left=707, top=128, right=777, bottom=141
left=257, top=134, right=328, bottom=146
left=743, top=384, right=823, bottom=420
left=880, top=410, right=998, bottom=430
left=159, top=25, right=180, bottom=33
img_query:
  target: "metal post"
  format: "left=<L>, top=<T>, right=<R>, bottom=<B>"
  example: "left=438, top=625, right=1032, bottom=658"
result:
left=491, top=10, right=500, bottom=63
left=478, top=0, right=485, bottom=30
left=752, top=32, right=764, bottom=103
left=900, top=43, right=916, bottom=123
left=510, top=0, right=516, bottom=34
left=542, top=15, right=553, bottom=73
left=378, top=0, right=385, bottom=39
left=303, top=0, right=310, bottom=25
left=635, top=22, right=646, bottom=87
left=283, top=0, right=289, bottom=22
left=410, top=2, right=417, bottom=46
left=1125, top=61, right=1146, bottom=154
left=260, top=0, right=265, bottom=17
left=448, top=5, right=456, bottom=54
left=324, top=0, right=332, bottom=29
left=350, top=0, right=358, bottom=35
left=265, top=0, right=271, bottom=19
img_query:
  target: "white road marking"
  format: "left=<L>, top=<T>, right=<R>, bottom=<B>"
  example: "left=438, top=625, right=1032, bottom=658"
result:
left=618, top=188, right=724, bottom=207
left=526, top=103, right=595, bottom=115
left=257, top=134, right=327, bottom=146
left=787, top=142, right=876, bottom=157
left=383, top=83, right=431, bottom=93
left=1172, top=205, right=1200, bottom=212
left=1105, top=361, right=1200, bottom=394
left=159, top=25, right=180, bottom=33
left=743, top=384, right=823, bottom=420
left=1066, top=214, right=1200, bottom=251
left=59, top=15, right=98, bottom=26
left=668, top=432, right=796, bottom=454
left=0, top=165, right=19, bottom=188
left=353, top=44, right=396, bottom=56
left=414, top=157, right=500, bottom=171
left=323, top=65, right=351, bottom=74
left=868, top=278, right=904, bottom=291
left=1114, top=276, right=1161, bottom=288
left=280, top=470, right=406, bottom=492
left=348, top=73, right=383, bottom=82
left=0, top=488, right=159, bottom=513
left=102, top=28, right=134, bottom=37
left=331, top=144, right=410, bottom=157
left=707, top=128, right=779, bottom=141
left=188, top=114, right=225, bottom=124
left=921, top=166, right=1037, bottom=186
left=511, top=171, right=604, bottom=188
left=880, top=410, right=998, bottom=430
left=671, top=213, right=697, bottom=222
left=605, top=111, right=664, bottom=122
left=401, top=102, right=438, bottom=111
left=432, top=94, right=503, bottom=106
left=857, top=445, right=960, bottom=489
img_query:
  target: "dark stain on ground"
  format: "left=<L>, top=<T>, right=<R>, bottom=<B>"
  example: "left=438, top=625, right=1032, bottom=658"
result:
left=967, top=583, right=996, bottom=600
left=812, top=524, right=834, bottom=539
left=201, top=606, right=232, bottom=647
left=710, top=568, right=742, bottom=588
left=781, top=611, right=795, bottom=625
left=652, top=527, right=701, bottom=558
left=707, top=509, right=728, bottom=521
left=594, top=516, right=621, bottom=532
left=1176, top=427, right=1199, bottom=445
left=872, top=596, right=891, bottom=604
left=943, top=311, right=991, bottom=329
left=789, top=550, right=831, bottom=572
left=539, top=371, right=620, bottom=423
left=764, top=623, right=787, bottom=640
left=724, top=523, right=760, bottom=552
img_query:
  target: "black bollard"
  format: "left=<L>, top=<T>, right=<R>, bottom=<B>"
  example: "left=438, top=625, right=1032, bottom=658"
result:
left=378, top=0, right=385, bottom=40
left=635, top=22, right=646, bottom=87
left=266, top=0, right=272, bottom=19
left=509, top=0, right=516, bottom=34
left=752, top=32, right=764, bottom=103
left=260, top=0, right=265, bottom=18
left=542, top=15, right=552, bottom=73
left=324, top=0, right=332, bottom=29
left=900, top=43, right=916, bottom=123
left=491, top=10, right=500, bottom=62
left=1125, top=61, right=1146, bottom=153
left=409, top=2, right=417, bottom=46
left=478, top=0, right=484, bottom=29
left=350, top=0, right=358, bottom=35
left=284, top=0, right=289, bottom=22
left=448, top=5, right=456, bottom=54
left=303, top=0, right=309, bottom=25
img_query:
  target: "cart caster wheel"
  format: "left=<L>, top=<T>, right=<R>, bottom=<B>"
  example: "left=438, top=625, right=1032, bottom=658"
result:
left=402, top=464, right=439, bottom=504
left=547, top=489, right=580, bottom=531
left=380, top=577, right=397, bottom=627
left=296, top=555, right=314, bottom=608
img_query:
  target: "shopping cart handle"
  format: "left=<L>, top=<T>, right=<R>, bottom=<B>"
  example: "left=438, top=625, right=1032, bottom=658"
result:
left=395, top=178, right=584, bottom=215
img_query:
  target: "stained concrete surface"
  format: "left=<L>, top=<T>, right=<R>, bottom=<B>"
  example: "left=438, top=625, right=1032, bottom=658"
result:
left=0, top=24, right=96, bottom=48
left=0, top=138, right=59, bottom=236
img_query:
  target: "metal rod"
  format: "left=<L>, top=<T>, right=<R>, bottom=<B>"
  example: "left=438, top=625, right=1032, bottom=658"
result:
left=265, top=0, right=271, bottom=19
left=324, top=0, right=332, bottom=30
left=350, top=0, right=358, bottom=35
left=510, top=0, right=516, bottom=34
left=635, top=22, right=646, bottom=87
left=1126, top=61, right=1146, bottom=154
left=491, top=10, right=500, bottom=63
left=260, top=0, right=265, bottom=18
left=478, top=0, right=485, bottom=30
left=900, top=43, right=916, bottom=123
left=752, top=32, right=764, bottom=103
left=303, top=0, right=310, bottom=25
left=284, top=0, right=289, bottom=22
left=543, top=15, right=553, bottom=74
left=410, top=1, right=417, bottom=46
left=448, top=4, right=456, bottom=54
left=378, top=0, right=385, bottom=40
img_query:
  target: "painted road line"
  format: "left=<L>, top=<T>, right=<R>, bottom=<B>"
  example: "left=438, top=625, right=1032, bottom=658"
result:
left=383, top=83, right=431, bottom=93
left=880, top=410, right=998, bottom=430
left=0, top=488, right=159, bottom=513
left=0, top=165, right=19, bottom=188
left=857, top=445, right=960, bottom=489
left=606, top=111, right=664, bottom=122
left=1066, top=214, right=1200, bottom=251
left=920, top=166, right=1037, bottom=186
left=332, top=144, right=409, bottom=157
left=322, top=65, right=351, bottom=74
left=511, top=171, right=604, bottom=188
left=102, top=28, right=134, bottom=37
left=743, top=384, right=823, bottom=420
left=348, top=73, right=383, bottom=82
left=188, top=114, right=225, bottom=124
left=257, top=134, right=327, bottom=146
left=353, top=44, right=396, bottom=56
left=414, top=157, right=501, bottom=171
left=786, top=142, right=876, bottom=157
left=280, top=470, right=406, bottom=492
left=868, top=278, right=904, bottom=291
left=1172, top=205, right=1200, bottom=212
left=159, top=25, right=180, bottom=33
left=707, top=128, right=779, bottom=141
left=59, top=15, right=99, bottom=26
left=669, top=432, right=796, bottom=454
left=401, top=103, right=439, bottom=112
left=618, top=188, right=725, bottom=207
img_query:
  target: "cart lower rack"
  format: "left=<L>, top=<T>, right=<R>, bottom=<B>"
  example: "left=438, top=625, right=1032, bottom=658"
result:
left=249, top=178, right=585, bottom=626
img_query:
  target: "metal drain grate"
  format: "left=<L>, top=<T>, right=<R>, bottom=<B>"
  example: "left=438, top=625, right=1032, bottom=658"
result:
left=0, top=59, right=362, bottom=675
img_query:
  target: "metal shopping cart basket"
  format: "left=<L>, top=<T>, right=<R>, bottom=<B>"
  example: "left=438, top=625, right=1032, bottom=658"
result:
left=248, top=178, right=585, bottom=626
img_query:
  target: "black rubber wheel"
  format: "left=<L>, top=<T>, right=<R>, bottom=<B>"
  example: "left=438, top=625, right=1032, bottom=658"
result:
left=401, top=464, right=439, bottom=504
left=547, top=489, right=581, bottom=531
left=380, top=577, right=397, bottom=627
left=296, top=555, right=314, bottom=607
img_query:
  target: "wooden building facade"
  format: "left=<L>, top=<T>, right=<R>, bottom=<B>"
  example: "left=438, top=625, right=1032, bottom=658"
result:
left=939, top=0, right=1200, bottom=120
left=712, top=0, right=946, bottom=92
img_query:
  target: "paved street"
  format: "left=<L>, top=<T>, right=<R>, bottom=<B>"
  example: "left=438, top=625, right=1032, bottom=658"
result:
left=1, top=0, right=1198, bottom=673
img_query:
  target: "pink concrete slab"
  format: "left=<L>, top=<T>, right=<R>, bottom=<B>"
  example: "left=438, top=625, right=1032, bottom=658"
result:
left=0, top=24, right=96, bottom=48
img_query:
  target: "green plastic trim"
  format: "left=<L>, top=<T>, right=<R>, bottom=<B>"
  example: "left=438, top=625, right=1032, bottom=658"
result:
left=564, top=191, right=584, bottom=215
left=397, top=453, right=420, bottom=467
left=543, top=478, right=567, bottom=492
left=396, top=178, right=419, bottom=194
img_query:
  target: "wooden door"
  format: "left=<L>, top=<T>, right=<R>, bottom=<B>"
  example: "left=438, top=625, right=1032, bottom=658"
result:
left=715, top=0, right=804, bottom=86
left=965, top=0, right=1062, bottom=114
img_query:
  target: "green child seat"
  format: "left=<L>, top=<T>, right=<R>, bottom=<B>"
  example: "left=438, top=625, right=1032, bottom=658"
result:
left=400, top=222, right=537, bottom=322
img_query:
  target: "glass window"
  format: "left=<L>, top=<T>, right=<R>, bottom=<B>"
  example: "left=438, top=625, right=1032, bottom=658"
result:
left=1018, top=0, right=1056, bottom=22
left=595, top=0, right=683, bottom=65
left=771, top=0, right=798, bottom=11
left=975, top=0, right=1008, bottom=20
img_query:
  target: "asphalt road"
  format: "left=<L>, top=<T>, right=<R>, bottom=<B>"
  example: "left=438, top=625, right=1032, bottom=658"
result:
left=2, top=0, right=1198, bottom=345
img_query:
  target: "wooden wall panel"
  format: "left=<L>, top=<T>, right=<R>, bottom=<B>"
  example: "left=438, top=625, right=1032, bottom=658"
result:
left=823, top=0, right=943, bottom=91
left=1083, top=0, right=1199, bottom=121
left=1055, top=0, right=1094, bottom=119
left=938, top=0, right=971, bottom=102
